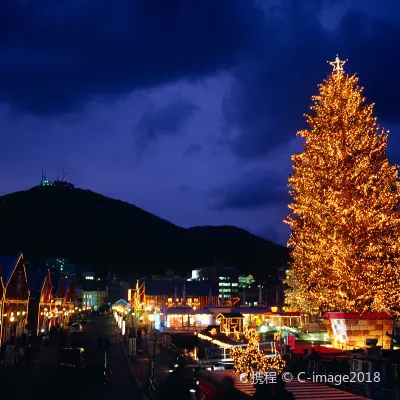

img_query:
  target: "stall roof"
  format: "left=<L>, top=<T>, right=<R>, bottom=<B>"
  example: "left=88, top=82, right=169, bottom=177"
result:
left=0, top=252, right=22, bottom=286
left=216, top=312, right=244, bottom=319
left=112, top=298, right=130, bottom=310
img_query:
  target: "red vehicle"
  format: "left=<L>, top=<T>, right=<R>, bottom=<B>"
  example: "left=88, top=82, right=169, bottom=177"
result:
left=197, top=370, right=252, bottom=400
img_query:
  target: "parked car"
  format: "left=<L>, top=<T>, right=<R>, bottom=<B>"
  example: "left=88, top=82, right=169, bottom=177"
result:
left=69, top=323, right=83, bottom=332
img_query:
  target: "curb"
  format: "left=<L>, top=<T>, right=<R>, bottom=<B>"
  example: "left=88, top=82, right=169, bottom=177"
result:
left=120, top=341, right=150, bottom=400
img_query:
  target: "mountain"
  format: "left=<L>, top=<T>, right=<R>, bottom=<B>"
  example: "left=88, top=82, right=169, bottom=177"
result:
left=0, top=186, right=290, bottom=279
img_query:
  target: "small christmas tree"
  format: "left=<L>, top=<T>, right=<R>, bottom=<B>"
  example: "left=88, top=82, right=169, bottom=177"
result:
left=231, top=328, right=285, bottom=377
left=285, top=56, right=400, bottom=314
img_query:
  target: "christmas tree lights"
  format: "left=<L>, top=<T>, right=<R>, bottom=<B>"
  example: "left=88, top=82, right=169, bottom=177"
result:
left=231, top=328, right=285, bottom=377
left=285, top=56, right=400, bottom=314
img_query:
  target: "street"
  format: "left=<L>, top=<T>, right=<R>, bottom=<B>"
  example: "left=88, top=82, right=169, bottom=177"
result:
left=1, top=316, right=142, bottom=399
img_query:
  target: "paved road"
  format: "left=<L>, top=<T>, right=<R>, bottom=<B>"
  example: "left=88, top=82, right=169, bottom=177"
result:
left=1, top=316, right=142, bottom=399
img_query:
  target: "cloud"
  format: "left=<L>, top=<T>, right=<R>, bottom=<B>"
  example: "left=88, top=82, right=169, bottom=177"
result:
left=183, top=143, right=202, bottom=156
left=208, top=169, right=290, bottom=211
left=221, top=2, right=400, bottom=161
left=135, top=99, right=199, bottom=153
left=336, top=9, right=400, bottom=122
left=0, top=0, right=266, bottom=115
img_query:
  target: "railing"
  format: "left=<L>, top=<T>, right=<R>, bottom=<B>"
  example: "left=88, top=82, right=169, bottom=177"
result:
left=165, top=326, right=199, bottom=332
left=308, top=360, right=326, bottom=376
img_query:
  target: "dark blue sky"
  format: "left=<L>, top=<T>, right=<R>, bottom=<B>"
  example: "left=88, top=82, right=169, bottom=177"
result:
left=1, top=0, right=400, bottom=244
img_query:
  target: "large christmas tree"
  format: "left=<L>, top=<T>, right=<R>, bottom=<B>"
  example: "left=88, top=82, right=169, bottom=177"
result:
left=285, top=56, right=400, bottom=314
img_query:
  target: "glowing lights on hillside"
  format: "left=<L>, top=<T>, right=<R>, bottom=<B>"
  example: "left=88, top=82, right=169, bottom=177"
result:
left=196, top=332, right=233, bottom=349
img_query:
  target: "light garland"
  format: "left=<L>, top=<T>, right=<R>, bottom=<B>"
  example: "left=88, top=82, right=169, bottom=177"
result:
left=197, top=333, right=233, bottom=349
left=285, top=57, right=400, bottom=315
left=231, top=328, right=285, bottom=377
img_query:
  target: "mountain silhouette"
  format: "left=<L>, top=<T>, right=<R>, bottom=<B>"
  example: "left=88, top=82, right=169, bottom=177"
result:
left=0, top=186, right=289, bottom=279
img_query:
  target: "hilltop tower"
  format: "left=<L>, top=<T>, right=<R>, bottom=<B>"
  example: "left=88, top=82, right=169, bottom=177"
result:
left=40, top=171, right=53, bottom=186
left=53, top=169, right=75, bottom=189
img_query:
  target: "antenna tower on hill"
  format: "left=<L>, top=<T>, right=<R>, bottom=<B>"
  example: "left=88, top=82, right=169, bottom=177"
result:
left=62, top=169, right=67, bottom=182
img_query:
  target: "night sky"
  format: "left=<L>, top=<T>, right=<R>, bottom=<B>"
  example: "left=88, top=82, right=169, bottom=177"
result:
left=1, top=0, right=400, bottom=245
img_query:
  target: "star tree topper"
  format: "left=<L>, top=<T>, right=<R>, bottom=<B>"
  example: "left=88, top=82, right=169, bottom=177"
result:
left=328, top=55, right=347, bottom=74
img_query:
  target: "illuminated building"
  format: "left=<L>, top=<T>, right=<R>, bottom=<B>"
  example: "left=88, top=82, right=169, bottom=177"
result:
left=216, top=312, right=244, bottom=338
left=27, top=269, right=54, bottom=336
left=0, top=275, right=3, bottom=344
left=238, top=275, right=255, bottom=288
left=129, top=279, right=218, bottom=330
left=112, top=299, right=130, bottom=332
left=82, top=280, right=107, bottom=311
left=132, top=279, right=218, bottom=311
left=324, top=312, right=393, bottom=350
left=128, top=278, right=306, bottom=332
left=45, top=257, right=76, bottom=276
left=165, top=308, right=212, bottom=331
left=54, top=276, right=76, bottom=327
left=189, top=266, right=256, bottom=306
left=0, top=252, right=30, bottom=345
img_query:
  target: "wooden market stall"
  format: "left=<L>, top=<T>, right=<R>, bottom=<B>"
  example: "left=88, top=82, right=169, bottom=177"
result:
left=216, top=312, right=244, bottom=337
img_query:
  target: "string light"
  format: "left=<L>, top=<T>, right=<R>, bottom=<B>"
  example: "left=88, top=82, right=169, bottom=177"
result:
left=285, top=58, right=400, bottom=314
left=197, top=333, right=234, bottom=349
left=231, top=328, right=285, bottom=377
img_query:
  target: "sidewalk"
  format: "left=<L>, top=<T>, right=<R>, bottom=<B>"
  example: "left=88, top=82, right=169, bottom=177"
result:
left=120, top=334, right=177, bottom=398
